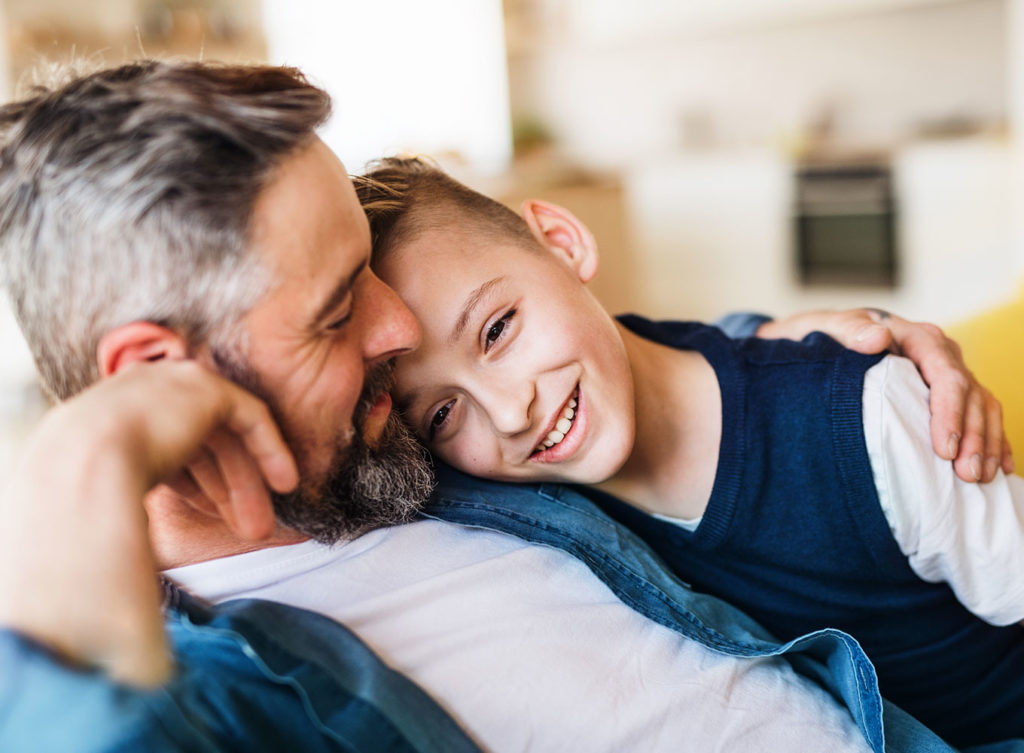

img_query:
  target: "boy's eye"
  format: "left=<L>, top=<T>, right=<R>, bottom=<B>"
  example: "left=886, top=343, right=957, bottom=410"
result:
left=428, top=400, right=455, bottom=440
left=485, top=309, right=516, bottom=352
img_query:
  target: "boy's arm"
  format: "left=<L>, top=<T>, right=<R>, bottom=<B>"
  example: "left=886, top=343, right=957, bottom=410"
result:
left=715, top=308, right=1010, bottom=483
left=863, top=355, right=1024, bottom=625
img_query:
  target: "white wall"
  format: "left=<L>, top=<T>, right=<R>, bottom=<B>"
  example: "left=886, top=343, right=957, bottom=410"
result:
left=0, top=0, right=33, bottom=465
left=261, top=0, right=513, bottom=174
left=1008, top=0, right=1024, bottom=273
left=513, top=0, right=1005, bottom=170
left=624, top=137, right=1015, bottom=324
left=511, top=0, right=1017, bottom=326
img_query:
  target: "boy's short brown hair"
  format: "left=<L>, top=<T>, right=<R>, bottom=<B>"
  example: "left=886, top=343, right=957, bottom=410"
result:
left=354, top=156, right=535, bottom=261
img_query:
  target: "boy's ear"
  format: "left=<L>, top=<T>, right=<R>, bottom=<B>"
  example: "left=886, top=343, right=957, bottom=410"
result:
left=96, top=322, right=190, bottom=378
left=520, top=198, right=599, bottom=283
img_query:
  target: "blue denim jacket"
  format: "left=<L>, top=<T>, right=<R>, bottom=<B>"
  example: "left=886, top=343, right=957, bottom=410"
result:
left=4, top=475, right=1022, bottom=753
left=2, top=316, right=1018, bottom=752
left=0, top=587, right=480, bottom=753
left=425, top=463, right=1024, bottom=753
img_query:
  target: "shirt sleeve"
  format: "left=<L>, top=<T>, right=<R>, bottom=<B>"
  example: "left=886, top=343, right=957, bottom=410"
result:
left=861, top=355, right=1024, bottom=626
left=712, top=312, right=772, bottom=339
left=0, top=628, right=193, bottom=753
left=1, top=596, right=481, bottom=753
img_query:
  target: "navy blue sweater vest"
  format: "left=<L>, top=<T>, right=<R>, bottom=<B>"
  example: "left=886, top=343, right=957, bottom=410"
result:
left=583, top=317, right=1024, bottom=747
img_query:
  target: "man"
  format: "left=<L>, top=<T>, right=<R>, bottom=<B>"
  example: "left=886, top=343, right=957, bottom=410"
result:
left=0, top=60, right=1012, bottom=752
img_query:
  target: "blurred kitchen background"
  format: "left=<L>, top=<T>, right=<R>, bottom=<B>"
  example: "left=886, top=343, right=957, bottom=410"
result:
left=0, top=0, right=1021, bottom=472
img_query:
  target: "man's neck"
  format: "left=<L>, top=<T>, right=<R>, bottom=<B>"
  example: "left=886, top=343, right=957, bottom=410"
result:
left=145, top=486, right=309, bottom=570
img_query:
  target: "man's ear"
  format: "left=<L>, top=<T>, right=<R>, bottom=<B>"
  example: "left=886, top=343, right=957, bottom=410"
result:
left=520, top=198, right=599, bottom=283
left=96, top=322, right=189, bottom=378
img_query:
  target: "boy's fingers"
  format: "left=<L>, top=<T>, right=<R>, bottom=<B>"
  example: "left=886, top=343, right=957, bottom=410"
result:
left=845, top=317, right=893, bottom=355
left=927, top=371, right=967, bottom=462
left=981, top=393, right=1007, bottom=482
left=948, top=386, right=987, bottom=482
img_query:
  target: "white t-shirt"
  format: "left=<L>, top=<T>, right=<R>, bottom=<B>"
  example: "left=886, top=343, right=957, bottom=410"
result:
left=167, top=520, right=870, bottom=753
left=862, top=355, right=1024, bottom=625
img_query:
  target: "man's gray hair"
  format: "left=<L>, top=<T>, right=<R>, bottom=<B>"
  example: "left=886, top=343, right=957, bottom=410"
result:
left=0, top=60, right=331, bottom=400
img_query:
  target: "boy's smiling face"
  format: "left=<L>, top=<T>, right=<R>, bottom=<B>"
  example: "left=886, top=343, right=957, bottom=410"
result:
left=375, top=203, right=637, bottom=485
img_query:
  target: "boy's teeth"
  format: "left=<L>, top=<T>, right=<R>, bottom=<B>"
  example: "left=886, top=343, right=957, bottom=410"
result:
left=536, top=390, right=580, bottom=453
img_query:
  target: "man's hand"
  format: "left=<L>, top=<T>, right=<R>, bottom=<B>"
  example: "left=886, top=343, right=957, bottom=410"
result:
left=0, top=361, right=297, bottom=687
left=757, top=308, right=1011, bottom=483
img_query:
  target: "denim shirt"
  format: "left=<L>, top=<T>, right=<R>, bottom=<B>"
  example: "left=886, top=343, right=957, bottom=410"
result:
left=1, top=316, right=1017, bottom=752
left=0, top=587, right=481, bottom=753
left=425, top=463, right=1024, bottom=753
left=3, top=480, right=1023, bottom=753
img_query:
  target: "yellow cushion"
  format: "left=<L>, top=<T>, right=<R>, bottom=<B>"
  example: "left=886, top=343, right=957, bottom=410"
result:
left=946, top=286, right=1024, bottom=470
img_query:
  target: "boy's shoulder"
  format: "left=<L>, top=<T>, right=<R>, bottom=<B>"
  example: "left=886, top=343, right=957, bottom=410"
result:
left=616, top=313, right=880, bottom=368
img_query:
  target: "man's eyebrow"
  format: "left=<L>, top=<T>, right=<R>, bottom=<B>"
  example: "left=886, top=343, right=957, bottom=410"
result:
left=450, top=276, right=506, bottom=345
left=311, top=257, right=368, bottom=327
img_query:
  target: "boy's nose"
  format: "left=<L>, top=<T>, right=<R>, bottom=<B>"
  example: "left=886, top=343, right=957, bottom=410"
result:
left=479, top=378, right=535, bottom=438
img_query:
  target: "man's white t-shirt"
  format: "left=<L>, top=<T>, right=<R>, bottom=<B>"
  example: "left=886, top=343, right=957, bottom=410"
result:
left=167, top=520, right=870, bottom=752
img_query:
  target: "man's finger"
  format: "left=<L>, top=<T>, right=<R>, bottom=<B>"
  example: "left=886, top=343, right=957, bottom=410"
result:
left=204, top=428, right=278, bottom=541
left=218, top=390, right=299, bottom=495
left=162, top=471, right=219, bottom=518
left=184, top=445, right=231, bottom=510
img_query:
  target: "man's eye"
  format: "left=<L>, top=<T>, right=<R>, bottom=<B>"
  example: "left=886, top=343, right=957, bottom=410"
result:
left=326, top=312, right=352, bottom=332
left=428, top=400, right=455, bottom=440
left=485, top=309, right=516, bottom=351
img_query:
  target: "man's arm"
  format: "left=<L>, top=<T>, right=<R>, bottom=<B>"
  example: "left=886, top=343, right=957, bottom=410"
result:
left=0, top=360, right=297, bottom=686
left=718, top=308, right=1010, bottom=484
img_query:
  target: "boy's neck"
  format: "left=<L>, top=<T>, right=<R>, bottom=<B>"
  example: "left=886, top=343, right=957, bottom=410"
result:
left=594, top=322, right=721, bottom=521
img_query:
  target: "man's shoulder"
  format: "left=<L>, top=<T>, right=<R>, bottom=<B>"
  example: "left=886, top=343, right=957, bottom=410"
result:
left=427, top=462, right=603, bottom=526
left=163, top=586, right=482, bottom=752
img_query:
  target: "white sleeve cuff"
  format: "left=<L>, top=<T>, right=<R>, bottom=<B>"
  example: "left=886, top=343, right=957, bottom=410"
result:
left=863, top=355, right=1024, bottom=626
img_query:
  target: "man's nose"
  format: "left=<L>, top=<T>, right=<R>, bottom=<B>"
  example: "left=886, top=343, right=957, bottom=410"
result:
left=362, top=271, right=422, bottom=365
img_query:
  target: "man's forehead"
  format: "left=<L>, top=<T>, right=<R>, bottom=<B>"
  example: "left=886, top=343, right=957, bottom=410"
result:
left=245, top=139, right=370, bottom=321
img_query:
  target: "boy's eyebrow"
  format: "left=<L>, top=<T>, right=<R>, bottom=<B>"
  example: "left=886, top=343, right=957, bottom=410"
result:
left=449, top=276, right=507, bottom=344
left=311, top=257, right=368, bottom=328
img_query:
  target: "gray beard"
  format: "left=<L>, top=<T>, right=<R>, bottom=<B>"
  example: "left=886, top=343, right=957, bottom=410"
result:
left=211, top=349, right=434, bottom=544
left=271, top=398, right=435, bottom=543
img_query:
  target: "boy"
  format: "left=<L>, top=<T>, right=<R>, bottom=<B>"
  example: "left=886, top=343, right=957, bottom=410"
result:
left=357, top=157, right=1024, bottom=748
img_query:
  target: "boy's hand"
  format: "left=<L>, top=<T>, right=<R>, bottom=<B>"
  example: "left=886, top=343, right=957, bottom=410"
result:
left=0, top=361, right=297, bottom=687
left=757, top=308, right=1010, bottom=483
